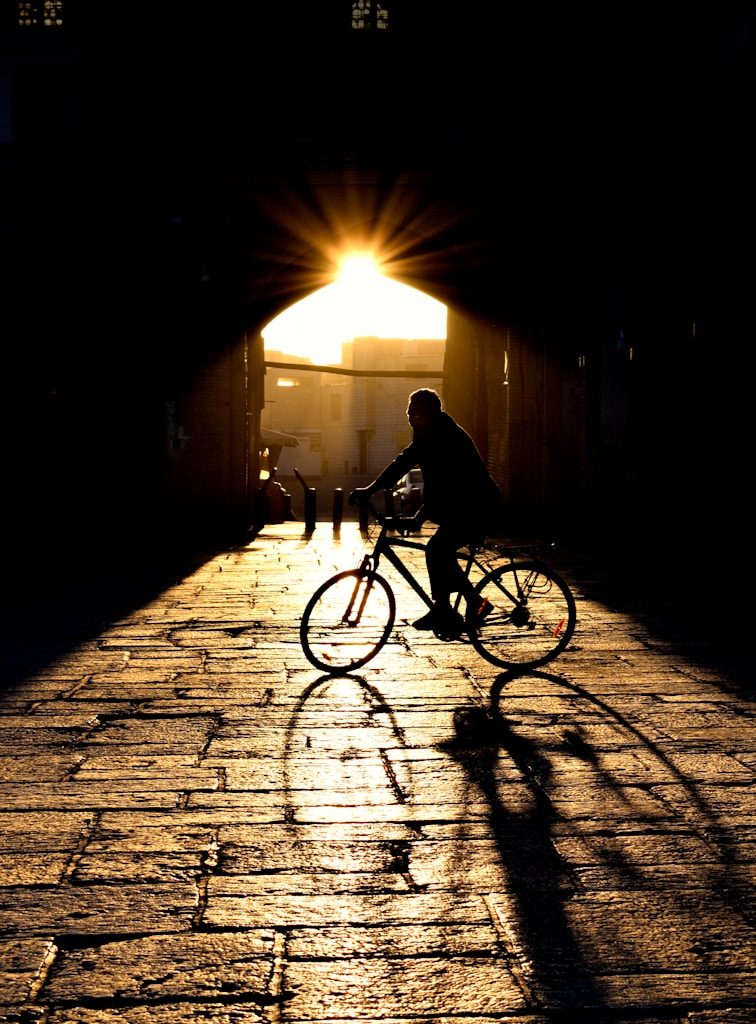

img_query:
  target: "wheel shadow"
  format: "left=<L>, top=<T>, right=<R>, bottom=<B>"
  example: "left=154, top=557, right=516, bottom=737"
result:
left=489, top=668, right=741, bottom=872
left=282, top=673, right=408, bottom=824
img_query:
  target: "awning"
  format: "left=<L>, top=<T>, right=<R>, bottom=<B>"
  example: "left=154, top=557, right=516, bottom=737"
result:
left=261, top=429, right=299, bottom=448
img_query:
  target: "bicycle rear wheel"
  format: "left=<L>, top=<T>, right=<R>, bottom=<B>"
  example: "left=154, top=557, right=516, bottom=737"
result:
left=467, top=561, right=576, bottom=670
left=300, top=569, right=396, bottom=674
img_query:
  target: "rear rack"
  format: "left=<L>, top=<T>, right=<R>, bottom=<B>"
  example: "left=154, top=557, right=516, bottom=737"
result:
left=486, top=539, right=557, bottom=560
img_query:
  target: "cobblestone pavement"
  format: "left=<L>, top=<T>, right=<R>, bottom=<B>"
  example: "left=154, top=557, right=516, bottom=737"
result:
left=0, top=521, right=754, bottom=1023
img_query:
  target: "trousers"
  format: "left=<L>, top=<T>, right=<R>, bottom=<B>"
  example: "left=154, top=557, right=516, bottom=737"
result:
left=425, top=522, right=484, bottom=603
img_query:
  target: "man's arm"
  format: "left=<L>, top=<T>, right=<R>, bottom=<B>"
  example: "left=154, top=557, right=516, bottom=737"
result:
left=349, top=449, right=416, bottom=505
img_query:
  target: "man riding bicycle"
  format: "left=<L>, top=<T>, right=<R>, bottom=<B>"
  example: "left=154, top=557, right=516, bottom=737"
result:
left=349, top=388, right=507, bottom=634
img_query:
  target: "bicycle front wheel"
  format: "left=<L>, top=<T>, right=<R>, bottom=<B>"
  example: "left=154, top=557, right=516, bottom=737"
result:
left=467, top=561, right=576, bottom=670
left=300, top=569, right=396, bottom=674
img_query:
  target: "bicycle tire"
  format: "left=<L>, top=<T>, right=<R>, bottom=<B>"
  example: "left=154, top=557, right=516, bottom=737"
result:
left=300, top=569, right=396, bottom=674
left=466, top=560, right=576, bottom=670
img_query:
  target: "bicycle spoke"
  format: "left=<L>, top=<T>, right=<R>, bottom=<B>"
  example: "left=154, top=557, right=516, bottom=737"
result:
left=301, top=570, right=395, bottom=673
left=468, top=561, right=576, bottom=669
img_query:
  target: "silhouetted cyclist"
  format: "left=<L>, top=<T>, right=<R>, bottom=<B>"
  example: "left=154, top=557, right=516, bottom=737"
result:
left=350, top=388, right=507, bottom=633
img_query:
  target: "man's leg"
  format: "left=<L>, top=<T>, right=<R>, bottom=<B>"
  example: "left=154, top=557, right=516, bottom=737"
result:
left=419, top=524, right=493, bottom=627
left=426, top=524, right=471, bottom=605
left=412, top=525, right=471, bottom=630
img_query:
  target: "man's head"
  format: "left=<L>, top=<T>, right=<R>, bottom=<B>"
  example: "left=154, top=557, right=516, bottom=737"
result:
left=407, top=388, right=442, bottom=434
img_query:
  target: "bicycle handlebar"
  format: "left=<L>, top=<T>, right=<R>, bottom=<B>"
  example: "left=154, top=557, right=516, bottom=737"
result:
left=349, top=494, right=418, bottom=535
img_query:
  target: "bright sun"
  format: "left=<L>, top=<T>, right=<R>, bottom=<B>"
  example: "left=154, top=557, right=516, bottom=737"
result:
left=262, top=251, right=447, bottom=365
left=337, top=251, right=381, bottom=284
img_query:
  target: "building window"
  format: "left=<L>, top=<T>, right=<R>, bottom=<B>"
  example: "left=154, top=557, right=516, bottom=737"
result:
left=329, top=393, right=342, bottom=422
left=17, top=1, right=64, bottom=28
left=352, top=1, right=388, bottom=30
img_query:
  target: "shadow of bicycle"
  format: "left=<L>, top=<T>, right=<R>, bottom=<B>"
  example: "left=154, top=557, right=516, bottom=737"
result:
left=441, top=665, right=746, bottom=1009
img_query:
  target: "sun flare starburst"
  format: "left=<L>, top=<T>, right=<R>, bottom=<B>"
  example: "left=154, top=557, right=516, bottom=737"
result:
left=263, top=248, right=447, bottom=365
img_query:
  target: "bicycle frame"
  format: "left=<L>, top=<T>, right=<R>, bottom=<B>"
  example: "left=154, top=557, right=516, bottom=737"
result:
left=359, top=521, right=488, bottom=614
left=362, top=503, right=561, bottom=614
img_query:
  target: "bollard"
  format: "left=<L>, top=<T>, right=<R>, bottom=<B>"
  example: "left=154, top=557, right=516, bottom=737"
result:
left=358, top=500, right=369, bottom=532
left=304, top=487, right=317, bottom=533
left=332, top=488, right=343, bottom=530
left=294, top=467, right=317, bottom=533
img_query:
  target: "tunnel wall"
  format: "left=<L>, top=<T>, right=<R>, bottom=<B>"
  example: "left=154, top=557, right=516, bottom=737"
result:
left=1, top=3, right=752, bottom=586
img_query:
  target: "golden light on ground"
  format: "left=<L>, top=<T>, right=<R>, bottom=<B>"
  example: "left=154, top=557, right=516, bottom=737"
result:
left=263, top=250, right=447, bottom=365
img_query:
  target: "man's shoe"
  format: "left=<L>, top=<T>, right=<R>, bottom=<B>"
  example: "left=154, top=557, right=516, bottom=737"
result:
left=412, top=608, right=438, bottom=630
left=435, top=608, right=465, bottom=636
left=412, top=605, right=464, bottom=632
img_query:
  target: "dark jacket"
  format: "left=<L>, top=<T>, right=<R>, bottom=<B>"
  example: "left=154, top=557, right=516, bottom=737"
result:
left=371, top=411, right=507, bottom=534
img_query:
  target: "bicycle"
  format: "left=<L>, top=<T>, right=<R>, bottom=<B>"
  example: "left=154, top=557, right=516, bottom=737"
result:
left=300, top=499, right=577, bottom=675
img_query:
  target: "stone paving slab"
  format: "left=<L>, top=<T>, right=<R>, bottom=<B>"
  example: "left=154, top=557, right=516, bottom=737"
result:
left=0, top=521, right=753, bottom=1022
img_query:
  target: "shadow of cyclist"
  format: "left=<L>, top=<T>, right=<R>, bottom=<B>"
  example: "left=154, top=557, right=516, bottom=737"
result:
left=441, top=670, right=606, bottom=1010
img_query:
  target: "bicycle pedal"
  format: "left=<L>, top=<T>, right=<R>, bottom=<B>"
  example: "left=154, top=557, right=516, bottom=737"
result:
left=474, top=598, right=494, bottom=622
